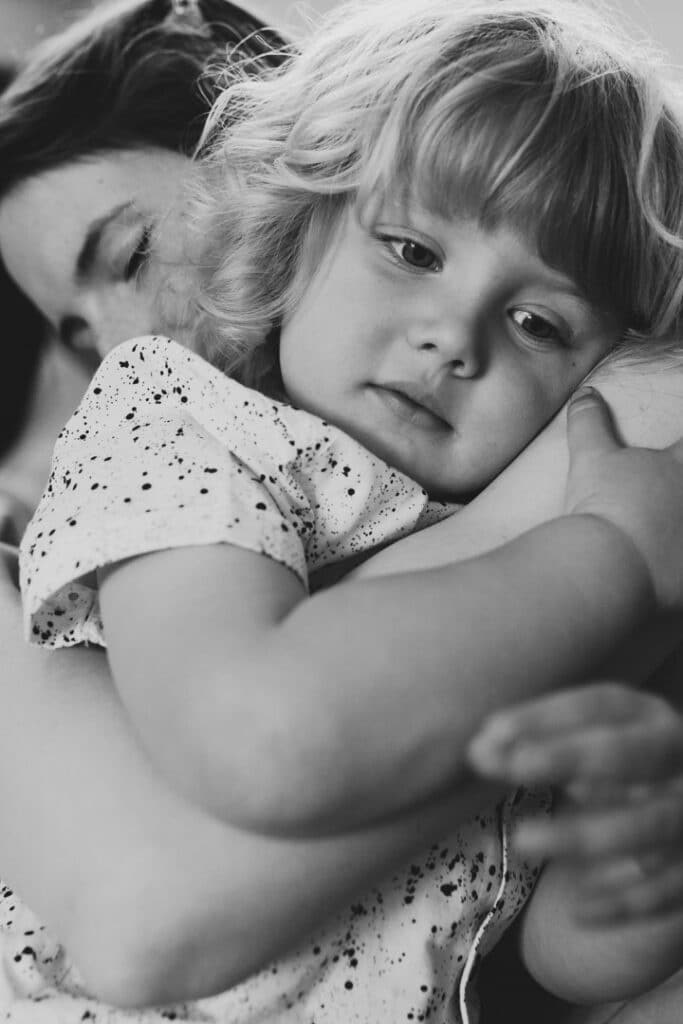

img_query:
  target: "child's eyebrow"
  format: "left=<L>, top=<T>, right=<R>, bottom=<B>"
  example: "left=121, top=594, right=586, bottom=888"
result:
left=75, top=201, right=135, bottom=282
left=555, top=284, right=602, bottom=318
left=535, top=270, right=595, bottom=313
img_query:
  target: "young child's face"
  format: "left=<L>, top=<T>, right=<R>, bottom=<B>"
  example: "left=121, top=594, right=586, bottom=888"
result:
left=279, top=202, right=620, bottom=499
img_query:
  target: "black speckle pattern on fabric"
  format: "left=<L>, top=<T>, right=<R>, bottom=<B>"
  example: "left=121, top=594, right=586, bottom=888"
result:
left=14, top=335, right=550, bottom=1021
left=0, top=790, right=548, bottom=1022
left=20, top=336, right=455, bottom=648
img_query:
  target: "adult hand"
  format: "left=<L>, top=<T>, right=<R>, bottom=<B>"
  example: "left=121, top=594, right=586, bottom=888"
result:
left=565, top=387, right=683, bottom=613
left=467, top=682, right=683, bottom=922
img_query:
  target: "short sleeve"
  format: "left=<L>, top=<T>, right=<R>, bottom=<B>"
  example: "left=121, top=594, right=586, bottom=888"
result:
left=21, top=336, right=443, bottom=649
left=19, top=337, right=314, bottom=647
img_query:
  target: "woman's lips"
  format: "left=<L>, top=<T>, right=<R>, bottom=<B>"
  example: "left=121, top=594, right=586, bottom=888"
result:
left=368, top=383, right=453, bottom=431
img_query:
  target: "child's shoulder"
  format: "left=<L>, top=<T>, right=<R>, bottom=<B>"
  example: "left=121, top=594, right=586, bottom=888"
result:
left=85, top=335, right=366, bottom=461
left=84, top=334, right=289, bottom=430
left=91, top=334, right=240, bottom=401
left=77, top=335, right=378, bottom=475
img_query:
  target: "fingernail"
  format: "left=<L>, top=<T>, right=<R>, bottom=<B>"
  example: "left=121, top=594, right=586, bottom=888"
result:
left=570, top=386, right=599, bottom=404
left=467, top=717, right=518, bottom=763
left=507, top=747, right=550, bottom=779
left=466, top=734, right=505, bottom=772
left=474, top=713, right=517, bottom=743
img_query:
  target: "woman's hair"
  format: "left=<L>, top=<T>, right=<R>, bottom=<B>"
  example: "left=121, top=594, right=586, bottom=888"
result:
left=0, top=0, right=288, bottom=196
left=193, top=0, right=683, bottom=391
left=0, top=0, right=289, bottom=456
left=0, top=62, right=46, bottom=458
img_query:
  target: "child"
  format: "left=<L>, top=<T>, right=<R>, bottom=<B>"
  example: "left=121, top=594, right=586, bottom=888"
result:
left=18, top=0, right=683, bottom=1020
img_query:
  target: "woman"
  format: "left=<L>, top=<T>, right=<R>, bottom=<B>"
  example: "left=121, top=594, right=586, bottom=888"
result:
left=0, top=1, right=682, bottom=1020
left=0, top=0, right=287, bottom=506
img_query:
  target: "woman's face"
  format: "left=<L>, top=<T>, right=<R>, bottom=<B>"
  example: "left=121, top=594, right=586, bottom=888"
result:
left=0, top=148, right=194, bottom=367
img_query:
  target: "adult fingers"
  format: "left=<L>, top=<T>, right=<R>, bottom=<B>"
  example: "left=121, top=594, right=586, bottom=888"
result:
left=566, top=386, right=622, bottom=460
left=471, top=683, right=648, bottom=748
left=484, top=723, right=683, bottom=788
left=514, top=785, right=683, bottom=860
left=467, top=684, right=671, bottom=780
left=576, top=853, right=683, bottom=923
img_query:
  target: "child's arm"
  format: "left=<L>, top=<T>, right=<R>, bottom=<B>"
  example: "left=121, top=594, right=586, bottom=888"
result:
left=98, top=386, right=683, bottom=834
left=1, top=358, right=679, bottom=1006
left=0, top=543, right=501, bottom=1007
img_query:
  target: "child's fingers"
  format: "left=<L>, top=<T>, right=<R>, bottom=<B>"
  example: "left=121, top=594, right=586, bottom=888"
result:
left=575, top=853, right=683, bottom=924
left=514, top=782, right=683, bottom=860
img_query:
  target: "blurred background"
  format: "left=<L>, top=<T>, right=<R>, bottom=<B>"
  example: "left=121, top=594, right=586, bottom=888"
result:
left=1, top=0, right=682, bottom=65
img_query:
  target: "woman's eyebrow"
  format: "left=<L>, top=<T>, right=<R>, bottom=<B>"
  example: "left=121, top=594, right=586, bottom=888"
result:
left=75, top=201, right=135, bottom=281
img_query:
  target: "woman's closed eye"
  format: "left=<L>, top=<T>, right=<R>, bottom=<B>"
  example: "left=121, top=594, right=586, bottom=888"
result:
left=378, top=234, right=442, bottom=273
left=508, top=308, right=569, bottom=347
left=124, top=224, right=153, bottom=282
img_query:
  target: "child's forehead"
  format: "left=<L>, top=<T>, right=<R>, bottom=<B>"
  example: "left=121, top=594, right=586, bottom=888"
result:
left=363, top=193, right=578, bottom=283
left=354, top=189, right=619, bottom=329
left=363, top=154, right=631, bottom=319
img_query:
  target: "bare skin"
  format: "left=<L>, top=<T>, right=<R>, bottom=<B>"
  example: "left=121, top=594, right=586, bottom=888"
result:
left=0, top=356, right=682, bottom=1010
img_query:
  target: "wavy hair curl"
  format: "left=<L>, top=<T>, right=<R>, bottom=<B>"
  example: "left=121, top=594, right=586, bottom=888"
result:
left=192, top=0, right=683, bottom=392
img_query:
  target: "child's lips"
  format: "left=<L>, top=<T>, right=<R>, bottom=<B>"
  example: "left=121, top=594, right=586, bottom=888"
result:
left=369, top=382, right=453, bottom=431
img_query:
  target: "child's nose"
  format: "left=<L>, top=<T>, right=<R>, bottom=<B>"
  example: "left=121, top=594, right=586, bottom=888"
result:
left=408, top=319, right=485, bottom=378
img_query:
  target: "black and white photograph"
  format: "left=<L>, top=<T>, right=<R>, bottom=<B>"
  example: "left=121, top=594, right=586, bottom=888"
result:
left=1, top=1, right=683, bottom=1021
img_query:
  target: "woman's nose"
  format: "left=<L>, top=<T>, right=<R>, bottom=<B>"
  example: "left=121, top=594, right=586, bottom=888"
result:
left=58, top=315, right=102, bottom=369
left=59, top=291, right=155, bottom=365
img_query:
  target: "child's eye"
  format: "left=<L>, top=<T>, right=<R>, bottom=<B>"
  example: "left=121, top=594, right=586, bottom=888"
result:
left=509, top=308, right=565, bottom=345
left=381, top=236, right=442, bottom=272
left=124, top=225, right=152, bottom=282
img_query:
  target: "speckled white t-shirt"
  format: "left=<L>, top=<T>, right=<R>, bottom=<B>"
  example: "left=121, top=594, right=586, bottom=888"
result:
left=15, top=335, right=547, bottom=1024
left=21, top=335, right=454, bottom=647
left=0, top=795, right=545, bottom=1024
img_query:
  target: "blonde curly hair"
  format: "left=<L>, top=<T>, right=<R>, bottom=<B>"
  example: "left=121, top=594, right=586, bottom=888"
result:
left=190, top=0, right=683, bottom=393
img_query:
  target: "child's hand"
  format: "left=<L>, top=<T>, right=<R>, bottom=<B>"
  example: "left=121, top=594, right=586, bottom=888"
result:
left=467, top=683, right=683, bottom=922
left=565, top=387, right=683, bottom=613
